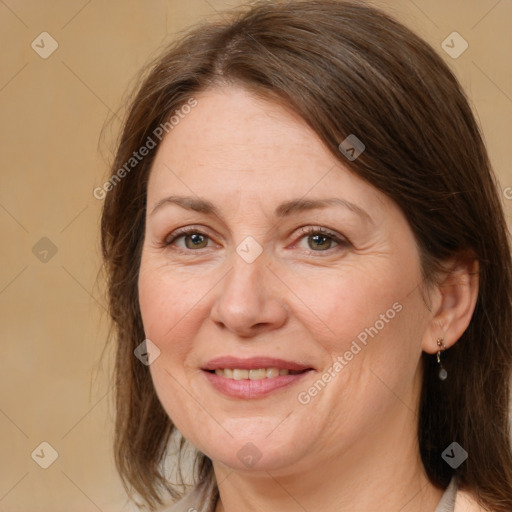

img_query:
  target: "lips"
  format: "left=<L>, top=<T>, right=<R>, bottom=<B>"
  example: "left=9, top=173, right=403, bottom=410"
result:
left=201, top=356, right=314, bottom=399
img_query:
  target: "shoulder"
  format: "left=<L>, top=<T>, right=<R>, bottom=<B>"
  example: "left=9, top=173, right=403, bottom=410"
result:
left=163, top=478, right=493, bottom=512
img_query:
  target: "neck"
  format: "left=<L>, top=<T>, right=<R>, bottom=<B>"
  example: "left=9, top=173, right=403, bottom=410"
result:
left=213, top=372, right=444, bottom=512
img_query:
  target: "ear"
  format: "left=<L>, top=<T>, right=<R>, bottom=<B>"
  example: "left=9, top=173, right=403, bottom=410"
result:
left=421, top=255, right=479, bottom=354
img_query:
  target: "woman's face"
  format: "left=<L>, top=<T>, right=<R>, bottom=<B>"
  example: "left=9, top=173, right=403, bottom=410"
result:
left=138, top=86, right=434, bottom=474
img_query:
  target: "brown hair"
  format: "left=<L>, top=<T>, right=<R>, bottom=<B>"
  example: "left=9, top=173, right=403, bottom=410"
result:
left=101, top=1, right=512, bottom=510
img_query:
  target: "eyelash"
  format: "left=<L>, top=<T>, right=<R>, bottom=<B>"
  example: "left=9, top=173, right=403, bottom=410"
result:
left=293, top=226, right=350, bottom=253
left=162, top=225, right=350, bottom=255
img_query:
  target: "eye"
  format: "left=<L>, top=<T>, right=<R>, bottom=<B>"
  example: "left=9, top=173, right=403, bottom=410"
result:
left=294, top=227, right=349, bottom=253
left=162, top=226, right=349, bottom=254
left=164, top=228, right=212, bottom=250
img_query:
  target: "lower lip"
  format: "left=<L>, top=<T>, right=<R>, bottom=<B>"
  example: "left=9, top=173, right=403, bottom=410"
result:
left=202, top=370, right=313, bottom=399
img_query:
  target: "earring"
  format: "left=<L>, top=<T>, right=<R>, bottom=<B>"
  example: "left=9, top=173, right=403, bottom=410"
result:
left=436, top=338, right=447, bottom=380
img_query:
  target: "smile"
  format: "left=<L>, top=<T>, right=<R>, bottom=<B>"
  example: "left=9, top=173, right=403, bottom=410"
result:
left=201, top=356, right=314, bottom=399
left=208, top=368, right=306, bottom=379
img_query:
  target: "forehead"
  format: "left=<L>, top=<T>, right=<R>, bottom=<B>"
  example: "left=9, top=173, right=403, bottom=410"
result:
left=146, top=85, right=384, bottom=213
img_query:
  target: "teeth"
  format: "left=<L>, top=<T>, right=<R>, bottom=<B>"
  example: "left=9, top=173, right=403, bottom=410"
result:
left=233, top=369, right=249, bottom=380
left=211, top=367, right=302, bottom=379
left=249, top=368, right=267, bottom=380
left=267, top=367, right=280, bottom=378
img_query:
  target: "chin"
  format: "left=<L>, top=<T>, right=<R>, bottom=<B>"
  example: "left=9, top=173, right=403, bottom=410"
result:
left=209, top=444, right=302, bottom=473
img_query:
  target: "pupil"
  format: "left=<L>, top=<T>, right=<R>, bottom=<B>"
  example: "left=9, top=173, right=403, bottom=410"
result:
left=309, top=234, right=331, bottom=250
left=187, top=233, right=206, bottom=249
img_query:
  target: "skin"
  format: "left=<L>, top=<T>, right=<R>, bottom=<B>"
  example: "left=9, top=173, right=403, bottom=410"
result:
left=138, top=86, right=479, bottom=512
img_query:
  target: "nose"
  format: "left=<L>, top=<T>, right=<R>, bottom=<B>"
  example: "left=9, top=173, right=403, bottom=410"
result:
left=209, top=251, right=288, bottom=337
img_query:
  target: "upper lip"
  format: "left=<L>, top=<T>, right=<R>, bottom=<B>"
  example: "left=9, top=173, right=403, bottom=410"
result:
left=202, top=356, right=313, bottom=371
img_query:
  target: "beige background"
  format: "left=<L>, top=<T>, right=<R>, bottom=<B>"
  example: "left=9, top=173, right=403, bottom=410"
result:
left=0, top=0, right=510, bottom=510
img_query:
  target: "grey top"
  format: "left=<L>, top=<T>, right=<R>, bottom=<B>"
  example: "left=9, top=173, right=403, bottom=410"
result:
left=165, top=475, right=458, bottom=512
left=165, top=477, right=218, bottom=512
left=434, top=476, right=458, bottom=512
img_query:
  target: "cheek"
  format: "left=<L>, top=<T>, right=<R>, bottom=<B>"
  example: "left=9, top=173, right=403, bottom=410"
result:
left=285, top=258, right=416, bottom=353
left=304, top=291, right=426, bottom=444
left=138, top=258, right=210, bottom=345
left=288, top=255, right=427, bottom=399
left=138, top=259, right=214, bottom=446
left=325, top=283, right=427, bottom=419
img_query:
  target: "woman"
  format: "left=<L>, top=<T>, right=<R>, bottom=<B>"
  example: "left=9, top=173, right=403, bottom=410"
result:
left=100, top=1, right=512, bottom=511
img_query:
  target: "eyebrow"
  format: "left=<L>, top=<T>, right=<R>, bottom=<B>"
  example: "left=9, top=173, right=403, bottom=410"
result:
left=150, top=195, right=373, bottom=224
left=275, top=198, right=373, bottom=223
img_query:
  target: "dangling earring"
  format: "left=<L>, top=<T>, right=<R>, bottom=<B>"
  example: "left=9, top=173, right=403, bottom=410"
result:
left=437, top=337, right=447, bottom=380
